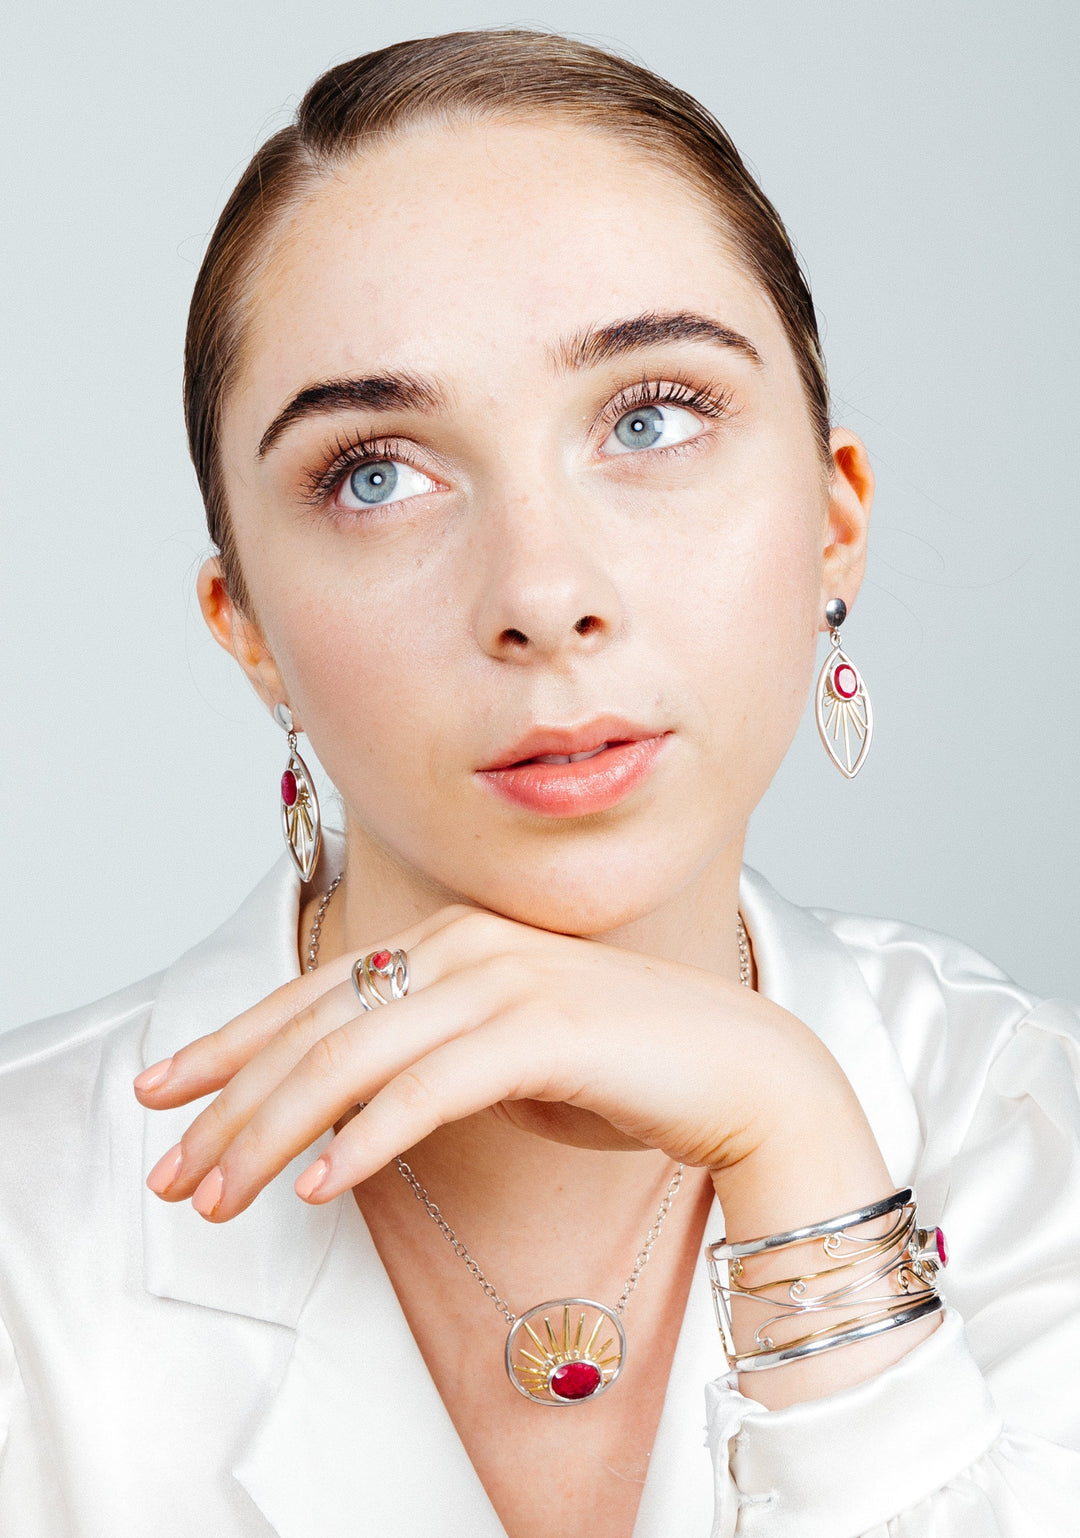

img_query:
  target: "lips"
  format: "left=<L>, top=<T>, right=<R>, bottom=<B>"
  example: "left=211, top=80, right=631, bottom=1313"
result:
left=477, top=720, right=670, bottom=817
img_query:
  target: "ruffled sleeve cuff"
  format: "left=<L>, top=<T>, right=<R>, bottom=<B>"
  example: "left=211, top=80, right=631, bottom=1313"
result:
left=704, top=1306, right=1035, bottom=1536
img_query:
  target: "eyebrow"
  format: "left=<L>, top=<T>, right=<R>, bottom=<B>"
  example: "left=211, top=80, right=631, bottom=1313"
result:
left=553, top=310, right=762, bottom=372
left=256, top=310, right=760, bottom=459
left=256, top=373, right=446, bottom=458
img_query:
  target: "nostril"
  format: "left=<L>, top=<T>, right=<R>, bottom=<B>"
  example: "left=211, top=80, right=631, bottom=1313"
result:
left=500, top=627, right=529, bottom=647
left=574, top=614, right=601, bottom=636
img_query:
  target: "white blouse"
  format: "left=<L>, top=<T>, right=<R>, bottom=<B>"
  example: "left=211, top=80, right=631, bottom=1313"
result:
left=1, top=840, right=1078, bottom=1537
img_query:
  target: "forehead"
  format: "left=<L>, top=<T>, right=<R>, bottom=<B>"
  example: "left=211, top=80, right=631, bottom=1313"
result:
left=238, top=118, right=784, bottom=420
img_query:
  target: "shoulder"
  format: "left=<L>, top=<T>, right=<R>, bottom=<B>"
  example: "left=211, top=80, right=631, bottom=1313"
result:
left=0, top=975, right=163, bottom=1195
left=0, top=971, right=161, bottom=1084
left=811, top=902, right=1074, bottom=1037
left=809, top=903, right=1080, bottom=1124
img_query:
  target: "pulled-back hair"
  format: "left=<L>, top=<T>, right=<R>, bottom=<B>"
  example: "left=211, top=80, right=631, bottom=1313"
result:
left=185, top=29, right=830, bottom=613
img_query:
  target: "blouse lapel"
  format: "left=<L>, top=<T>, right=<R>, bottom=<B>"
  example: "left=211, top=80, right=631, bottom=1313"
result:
left=139, top=839, right=344, bottom=1327
left=233, top=1194, right=507, bottom=1537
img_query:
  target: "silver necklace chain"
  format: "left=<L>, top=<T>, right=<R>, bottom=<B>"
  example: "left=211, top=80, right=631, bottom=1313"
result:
left=306, top=882, right=751, bottom=1325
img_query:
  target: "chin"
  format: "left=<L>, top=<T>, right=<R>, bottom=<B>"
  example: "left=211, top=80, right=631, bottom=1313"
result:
left=444, top=832, right=722, bottom=937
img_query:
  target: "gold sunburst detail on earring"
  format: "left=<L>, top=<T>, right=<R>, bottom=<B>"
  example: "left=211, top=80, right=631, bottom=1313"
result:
left=280, top=747, right=321, bottom=881
left=815, top=647, right=874, bottom=778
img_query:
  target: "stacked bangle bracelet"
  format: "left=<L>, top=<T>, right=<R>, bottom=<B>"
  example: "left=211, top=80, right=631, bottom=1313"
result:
left=705, top=1188, right=948, bottom=1372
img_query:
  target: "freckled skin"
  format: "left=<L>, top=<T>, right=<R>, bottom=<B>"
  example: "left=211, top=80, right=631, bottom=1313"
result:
left=181, top=118, right=892, bottom=1538
left=208, top=119, right=866, bottom=946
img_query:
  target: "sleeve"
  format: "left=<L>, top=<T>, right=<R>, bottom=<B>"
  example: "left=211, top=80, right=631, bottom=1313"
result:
left=702, top=998, right=1080, bottom=1537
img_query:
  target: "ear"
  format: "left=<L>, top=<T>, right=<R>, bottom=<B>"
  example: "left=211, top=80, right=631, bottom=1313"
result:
left=819, top=427, right=874, bottom=628
left=197, top=557, right=287, bottom=717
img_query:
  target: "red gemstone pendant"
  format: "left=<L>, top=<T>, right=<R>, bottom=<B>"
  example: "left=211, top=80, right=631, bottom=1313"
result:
left=549, top=1361, right=602, bottom=1401
left=505, top=1300, right=627, bottom=1406
left=280, top=769, right=298, bottom=807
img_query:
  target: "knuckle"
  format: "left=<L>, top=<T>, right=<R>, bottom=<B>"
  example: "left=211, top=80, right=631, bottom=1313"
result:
left=455, top=909, right=508, bottom=949
left=301, top=1025, right=353, bottom=1082
left=388, top=1067, right=435, bottom=1115
left=279, top=1003, right=321, bottom=1054
left=483, top=951, right=525, bottom=995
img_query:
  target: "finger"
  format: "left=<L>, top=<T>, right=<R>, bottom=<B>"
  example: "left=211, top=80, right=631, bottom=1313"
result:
left=188, top=966, right=509, bottom=1221
left=134, top=901, right=478, bottom=1108
left=153, top=912, right=530, bottom=1198
left=293, top=1011, right=578, bottom=1204
left=149, top=974, right=363, bottom=1200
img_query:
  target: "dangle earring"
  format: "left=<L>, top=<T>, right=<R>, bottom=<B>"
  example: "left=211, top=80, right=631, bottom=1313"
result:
left=814, top=598, right=874, bottom=778
left=274, top=703, right=322, bottom=881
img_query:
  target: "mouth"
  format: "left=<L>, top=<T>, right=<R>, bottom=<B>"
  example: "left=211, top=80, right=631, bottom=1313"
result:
left=477, top=720, right=671, bottom=817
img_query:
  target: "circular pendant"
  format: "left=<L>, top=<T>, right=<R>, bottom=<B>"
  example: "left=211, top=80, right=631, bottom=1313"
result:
left=505, top=1299, right=626, bottom=1406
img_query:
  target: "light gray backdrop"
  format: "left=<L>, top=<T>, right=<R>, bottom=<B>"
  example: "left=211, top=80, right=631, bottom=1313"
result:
left=3, top=0, right=1077, bottom=1030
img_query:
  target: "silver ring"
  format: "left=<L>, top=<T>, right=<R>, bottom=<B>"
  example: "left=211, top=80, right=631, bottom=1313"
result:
left=351, top=947, right=410, bottom=1010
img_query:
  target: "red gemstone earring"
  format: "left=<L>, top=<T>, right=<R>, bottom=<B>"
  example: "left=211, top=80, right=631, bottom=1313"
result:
left=814, top=598, right=874, bottom=778
left=274, top=703, right=322, bottom=881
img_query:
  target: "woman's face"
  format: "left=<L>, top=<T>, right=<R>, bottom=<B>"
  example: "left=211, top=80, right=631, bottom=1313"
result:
left=207, top=117, right=870, bottom=933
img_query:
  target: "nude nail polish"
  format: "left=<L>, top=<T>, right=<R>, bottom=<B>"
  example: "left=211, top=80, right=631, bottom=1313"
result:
left=146, top=1144, right=183, bottom=1195
left=295, top=1158, right=329, bottom=1201
left=134, top=1057, right=174, bottom=1093
left=192, top=1166, right=224, bottom=1218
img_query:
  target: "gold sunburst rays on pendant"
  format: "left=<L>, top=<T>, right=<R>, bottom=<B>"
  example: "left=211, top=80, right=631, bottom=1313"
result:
left=814, top=646, right=874, bottom=779
left=504, top=1299, right=627, bottom=1406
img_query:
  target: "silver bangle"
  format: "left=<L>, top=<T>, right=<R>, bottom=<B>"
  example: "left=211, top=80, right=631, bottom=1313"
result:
left=705, top=1187, right=914, bottom=1264
left=705, top=1188, right=948, bottom=1372
left=725, top=1294, right=944, bottom=1372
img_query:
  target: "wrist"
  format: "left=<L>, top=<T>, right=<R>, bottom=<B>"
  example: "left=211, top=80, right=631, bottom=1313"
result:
left=709, top=1072, right=893, bottom=1244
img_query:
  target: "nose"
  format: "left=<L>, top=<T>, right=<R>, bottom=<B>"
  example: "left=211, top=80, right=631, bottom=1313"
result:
left=471, top=494, right=624, bottom=666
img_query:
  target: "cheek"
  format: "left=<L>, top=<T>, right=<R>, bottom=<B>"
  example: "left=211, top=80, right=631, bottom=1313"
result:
left=260, top=551, right=467, bottom=817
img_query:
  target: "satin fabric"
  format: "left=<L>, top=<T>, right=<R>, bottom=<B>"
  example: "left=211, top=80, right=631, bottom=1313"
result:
left=1, top=832, right=1078, bottom=1536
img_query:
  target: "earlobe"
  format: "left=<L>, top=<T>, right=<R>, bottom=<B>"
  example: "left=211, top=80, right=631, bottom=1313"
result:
left=820, top=428, right=874, bottom=625
left=196, top=557, right=285, bottom=710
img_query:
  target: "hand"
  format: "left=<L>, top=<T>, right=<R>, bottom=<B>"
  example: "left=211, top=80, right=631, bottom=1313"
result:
left=134, top=904, right=876, bottom=1227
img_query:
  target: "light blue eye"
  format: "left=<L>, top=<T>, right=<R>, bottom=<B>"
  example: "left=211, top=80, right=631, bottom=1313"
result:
left=339, top=460, right=436, bottom=509
left=603, top=401, right=703, bottom=456
left=350, top=462, right=397, bottom=503
left=616, top=405, right=663, bottom=449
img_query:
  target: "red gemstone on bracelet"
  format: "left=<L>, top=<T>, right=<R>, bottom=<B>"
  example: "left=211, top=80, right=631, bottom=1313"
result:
left=370, top=950, right=392, bottom=971
left=549, top=1361, right=602, bottom=1401
left=833, top=663, right=858, bottom=699
left=280, top=769, right=298, bottom=807
left=934, top=1227, right=949, bottom=1267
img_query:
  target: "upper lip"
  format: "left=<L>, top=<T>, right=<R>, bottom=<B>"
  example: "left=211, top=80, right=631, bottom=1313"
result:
left=478, top=717, right=666, bottom=772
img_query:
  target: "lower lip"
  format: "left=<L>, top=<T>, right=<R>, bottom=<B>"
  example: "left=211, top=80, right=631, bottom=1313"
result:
left=478, top=736, right=669, bottom=817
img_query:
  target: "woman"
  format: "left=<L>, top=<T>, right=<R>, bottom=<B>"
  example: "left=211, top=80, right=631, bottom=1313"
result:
left=1, top=28, right=1077, bottom=1538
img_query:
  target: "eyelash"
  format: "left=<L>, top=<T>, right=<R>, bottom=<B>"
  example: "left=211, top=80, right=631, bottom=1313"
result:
left=299, top=376, right=736, bottom=508
left=598, top=376, right=734, bottom=434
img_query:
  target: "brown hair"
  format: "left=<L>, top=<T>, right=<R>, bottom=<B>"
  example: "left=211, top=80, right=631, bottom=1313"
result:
left=185, top=29, right=830, bottom=614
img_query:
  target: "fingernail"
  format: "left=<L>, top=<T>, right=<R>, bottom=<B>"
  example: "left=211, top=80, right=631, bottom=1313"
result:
left=295, top=1158, right=329, bottom=1201
left=134, top=1057, right=174, bottom=1093
left=146, top=1144, right=183, bottom=1196
left=192, top=1166, right=224, bottom=1219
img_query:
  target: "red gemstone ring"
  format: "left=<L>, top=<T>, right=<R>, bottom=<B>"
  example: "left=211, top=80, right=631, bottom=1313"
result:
left=351, top=947, right=410, bottom=1011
